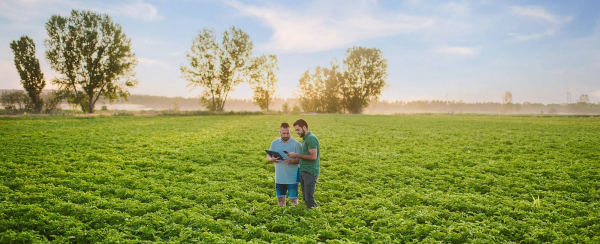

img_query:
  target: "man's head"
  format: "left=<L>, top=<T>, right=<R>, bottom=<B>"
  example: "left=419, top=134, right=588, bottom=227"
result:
left=279, top=122, right=291, bottom=141
left=293, top=119, right=308, bottom=138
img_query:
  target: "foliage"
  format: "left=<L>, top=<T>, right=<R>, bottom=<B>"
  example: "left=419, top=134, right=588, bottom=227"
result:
left=10, top=35, right=45, bottom=113
left=1, top=91, right=30, bottom=115
left=45, top=10, right=138, bottom=114
left=249, top=54, right=278, bottom=111
left=295, top=47, right=387, bottom=114
left=1, top=115, right=598, bottom=242
left=577, top=94, right=589, bottom=104
left=340, top=47, right=389, bottom=114
left=281, top=101, right=290, bottom=114
left=291, top=105, right=301, bottom=115
left=181, top=27, right=253, bottom=112
left=503, top=91, right=513, bottom=104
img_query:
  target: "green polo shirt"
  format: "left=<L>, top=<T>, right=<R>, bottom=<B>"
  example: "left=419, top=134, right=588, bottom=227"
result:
left=299, top=131, right=320, bottom=176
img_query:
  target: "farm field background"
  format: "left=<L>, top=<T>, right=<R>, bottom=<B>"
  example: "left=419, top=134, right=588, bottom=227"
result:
left=1, top=115, right=599, bottom=243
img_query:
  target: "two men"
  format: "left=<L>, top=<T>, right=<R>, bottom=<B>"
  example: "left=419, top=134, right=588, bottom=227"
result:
left=268, top=119, right=321, bottom=208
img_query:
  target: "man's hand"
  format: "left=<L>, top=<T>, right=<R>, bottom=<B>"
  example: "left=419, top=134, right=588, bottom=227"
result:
left=268, top=156, right=281, bottom=163
left=285, top=152, right=298, bottom=158
left=284, top=158, right=298, bottom=165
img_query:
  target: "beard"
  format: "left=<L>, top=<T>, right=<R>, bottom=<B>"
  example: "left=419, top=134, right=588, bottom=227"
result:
left=281, top=136, right=290, bottom=142
left=299, top=130, right=306, bottom=138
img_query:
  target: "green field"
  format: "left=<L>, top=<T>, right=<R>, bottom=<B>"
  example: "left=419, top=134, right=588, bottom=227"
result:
left=1, top=115, right=599, bottom=243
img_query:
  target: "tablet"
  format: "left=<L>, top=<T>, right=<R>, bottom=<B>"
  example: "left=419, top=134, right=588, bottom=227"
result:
left=265, top=150, right=285, bottom=160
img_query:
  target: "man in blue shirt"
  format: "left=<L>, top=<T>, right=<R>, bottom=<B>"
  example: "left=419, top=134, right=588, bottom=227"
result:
left=268, top=123, right=302, bottom=206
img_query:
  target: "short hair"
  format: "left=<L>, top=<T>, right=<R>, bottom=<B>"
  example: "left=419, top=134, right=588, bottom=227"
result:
left=293, top=119, right=308, bottom=129
left=280, top=122, right=290, bottom=129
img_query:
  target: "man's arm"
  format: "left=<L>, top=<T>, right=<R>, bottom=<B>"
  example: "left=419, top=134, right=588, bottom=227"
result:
left=284, top=158, right=300, bottom=165
left=286, top=149, right=317, bottom=161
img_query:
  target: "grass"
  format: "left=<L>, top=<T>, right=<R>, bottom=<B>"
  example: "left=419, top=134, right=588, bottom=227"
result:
left=1, top=115, right=599, bottom=243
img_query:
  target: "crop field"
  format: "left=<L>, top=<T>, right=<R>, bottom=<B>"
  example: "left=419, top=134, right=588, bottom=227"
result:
left=1, top=114, right=599, bottom=243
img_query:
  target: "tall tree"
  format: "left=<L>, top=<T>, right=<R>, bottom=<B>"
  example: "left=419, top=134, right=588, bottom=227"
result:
left=10, top=35, right=45, bottom=113
left=295, top=69, right=318, bottom=112
left=45, top=10, right=138, bottom=113
left=181, top=28, right=220, bottom=111
left=181, top=26, right=253, bottom=111
left=320, top=61, right=343, bottom=113
left=577, top=94, right=589, bottom=104
left=503, top=91, right=513, bottom=104
left=249, top=54, right=278, bottom=111
left=340, top=46, right=388, bottom=114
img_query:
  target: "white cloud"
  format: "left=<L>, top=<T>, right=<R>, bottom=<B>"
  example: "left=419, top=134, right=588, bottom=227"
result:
left=433, top=46, right=479, bottom=56
left=592, top=90, right=600, bottom=99
left=440, top=2, right=470, bottom=14
left=511, top=6, right=571, bottom=24
left=0, top=0, right=161, bottom=30
left=168, top=51, right=183, bottom=56
left=108, top=0, right=162, bottom=22
left=226, top=0, right=433, bottom=52
left=510, top=6, right=573, bottom=41
left=138, top=58, right=170, bottom=69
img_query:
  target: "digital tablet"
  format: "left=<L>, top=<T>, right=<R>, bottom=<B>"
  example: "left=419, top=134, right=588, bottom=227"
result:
left=265, top=150, right=285, bottom=160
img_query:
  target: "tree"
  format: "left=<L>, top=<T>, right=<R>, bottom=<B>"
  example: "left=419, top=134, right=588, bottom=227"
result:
left=295, top=69, right=319, bottom=112
left=320, top=61, right=343, bottom=113
left=10, top=36, right=45, bottom=113
left=249, top=54, right=278, bottom=111
left=45, top=10, right=138, bottom=113
left=282, top=101, right=290, bottom=114
left=181, top=27, right=253, bottom=112
left=340, top=46, right=388, bottom=114
left=502, top=91, right=513, bottom=104
left=577, top=94, right=589, bottom=104
left=1, top=91, right=30, bottom=115
left=181, top=28, right=220, bottom=111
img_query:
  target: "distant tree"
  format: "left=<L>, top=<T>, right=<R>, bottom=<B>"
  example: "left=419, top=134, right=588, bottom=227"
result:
left=282, top=101, right=290, bottom=114
left=45, top=10, right=138, bottom=113
left=340, top=46, right=388, bottom=114
left=295, top=69, right=319, bottom=112
left=502, top=91, right=513, bottom=104
left=181, top=27, right=253, bottom=112
left=249, top=54, right=278, bottom=111
left=577, top=94, right=589, bottom=104
left=10, top=35, right=45, bottom=113
left=320, top=61, right=343, bottom=113
left=291, top=104, right=301, bottom=115
left=1, top=91, right=30, bottom=114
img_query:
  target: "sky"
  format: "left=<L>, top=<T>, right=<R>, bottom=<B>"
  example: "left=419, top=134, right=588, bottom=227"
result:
left=1, top=0, right=599, bottom=104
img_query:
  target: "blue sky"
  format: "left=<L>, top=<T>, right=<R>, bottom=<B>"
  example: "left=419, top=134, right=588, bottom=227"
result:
left=1, top=0, right=599, bottom=104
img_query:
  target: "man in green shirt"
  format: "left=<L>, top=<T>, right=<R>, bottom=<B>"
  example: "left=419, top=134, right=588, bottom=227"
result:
left=285, top=119, right=320, bottom=208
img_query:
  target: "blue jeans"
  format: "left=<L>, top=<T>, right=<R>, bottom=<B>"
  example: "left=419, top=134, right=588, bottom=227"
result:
left=300, top=171, right=318, bottom=208
left=276, top=183, right=299, bottom=199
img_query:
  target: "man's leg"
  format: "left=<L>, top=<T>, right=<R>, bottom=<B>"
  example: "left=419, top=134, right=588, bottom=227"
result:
left=301, top=172, right=318, bottom=208
left=275, top=184, right=286, bottom=207
left=288, top=183, right=299, bottom=205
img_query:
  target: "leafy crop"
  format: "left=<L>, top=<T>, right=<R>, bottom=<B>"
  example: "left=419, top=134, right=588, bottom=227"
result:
left=1, top=115, right=599, bottom=243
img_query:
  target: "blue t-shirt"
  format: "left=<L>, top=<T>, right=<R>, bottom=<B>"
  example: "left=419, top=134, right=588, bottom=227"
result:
left=269, top=138, right=302, bottom=184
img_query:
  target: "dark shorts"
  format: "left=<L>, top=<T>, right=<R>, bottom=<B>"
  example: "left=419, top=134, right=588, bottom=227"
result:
left=275, top=183, right=299, bottom=199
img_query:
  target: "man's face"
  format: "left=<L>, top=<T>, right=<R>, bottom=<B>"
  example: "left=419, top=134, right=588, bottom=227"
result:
left=280, top=127, right=291, bottom=141
left=294, top=125, right=306, bottom=138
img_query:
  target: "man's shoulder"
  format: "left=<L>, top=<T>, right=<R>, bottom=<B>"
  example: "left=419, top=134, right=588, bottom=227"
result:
left=307, top=133, right=319, bottom=142
left=271, top=138, right=281, bottom=145
left=288, top=138, right=301, bottom=145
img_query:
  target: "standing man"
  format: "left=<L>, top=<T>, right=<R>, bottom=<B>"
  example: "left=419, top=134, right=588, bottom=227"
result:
left=285, top=119, right=320, bottom=208
left=268, top=123, right=302, bottom=207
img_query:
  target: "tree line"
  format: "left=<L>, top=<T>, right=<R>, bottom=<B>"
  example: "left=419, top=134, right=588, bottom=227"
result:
left=5, top=9, right=389, bottom=115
